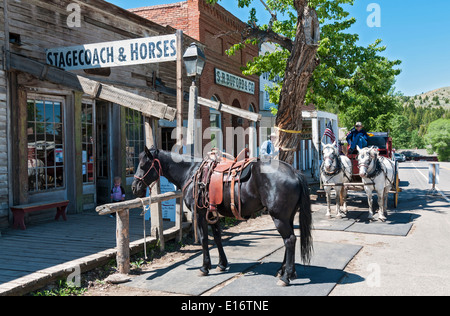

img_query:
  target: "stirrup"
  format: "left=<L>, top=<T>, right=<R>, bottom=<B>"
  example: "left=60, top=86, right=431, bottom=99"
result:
left=206, top=208, right=220, bottom=225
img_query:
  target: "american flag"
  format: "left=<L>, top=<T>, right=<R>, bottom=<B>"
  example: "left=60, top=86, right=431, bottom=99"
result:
left=324, top=121, right=336, bottom=143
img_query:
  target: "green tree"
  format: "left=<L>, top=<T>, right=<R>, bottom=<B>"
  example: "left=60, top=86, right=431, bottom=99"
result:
left=308, top=29, right=402, bottom=131
left=424, top=119, right=450, bottom=161
left=206, top=0, right=402, bottom=162
left=388, top=114, right=411, bottom=149
left=410, top=129, right=425, bottom=149
left=206, top=0, right=354, bottom=163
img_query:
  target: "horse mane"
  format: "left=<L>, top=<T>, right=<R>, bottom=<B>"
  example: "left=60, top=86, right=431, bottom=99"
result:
left=157, top=150, right=202, bottom=164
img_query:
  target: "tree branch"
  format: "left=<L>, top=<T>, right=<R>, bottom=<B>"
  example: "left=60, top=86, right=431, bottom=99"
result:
left=259, top=0, right=277, bottom=29
left=242, top=26, right=293, bottom=52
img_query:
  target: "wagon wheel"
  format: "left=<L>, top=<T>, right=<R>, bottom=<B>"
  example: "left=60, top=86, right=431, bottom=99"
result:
left=393, top=161, right=400, bottom=208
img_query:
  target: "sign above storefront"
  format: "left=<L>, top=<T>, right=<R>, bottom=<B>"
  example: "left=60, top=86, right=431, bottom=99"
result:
left=215, top=68, right=255, bottom=95
left=46, top=34, right=177, bottom=71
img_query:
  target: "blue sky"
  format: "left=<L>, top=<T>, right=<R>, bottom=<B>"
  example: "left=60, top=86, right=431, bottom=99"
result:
left=107, top=0, right=450, bottom=96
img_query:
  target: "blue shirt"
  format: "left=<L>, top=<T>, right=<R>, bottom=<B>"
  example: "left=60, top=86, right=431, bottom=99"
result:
left=347, top=128, right=368, bottom=145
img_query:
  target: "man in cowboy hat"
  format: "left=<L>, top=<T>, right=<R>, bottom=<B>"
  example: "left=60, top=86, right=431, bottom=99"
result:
left=346, top=122, right=369, bottom=154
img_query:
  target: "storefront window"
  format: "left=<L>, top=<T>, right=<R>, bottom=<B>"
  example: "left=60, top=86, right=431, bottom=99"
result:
left=82, top=102, right=95, bottom=184
left=126, top=108, right=145, bottom=176
left=27, top=97, right=65, bottom=192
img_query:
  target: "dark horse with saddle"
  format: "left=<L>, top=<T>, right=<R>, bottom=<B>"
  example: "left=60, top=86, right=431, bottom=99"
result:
left=132, top=147, right=313, bottom=286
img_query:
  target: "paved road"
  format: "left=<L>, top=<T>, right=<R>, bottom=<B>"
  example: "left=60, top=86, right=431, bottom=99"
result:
left=407, top=161, right=450, bottom=202
left=321, top=161, right=450, bottom=296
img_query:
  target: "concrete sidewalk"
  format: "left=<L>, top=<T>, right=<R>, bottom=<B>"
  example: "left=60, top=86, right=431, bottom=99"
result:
left=124, top=224, right=363, bottom=296
left=324, top=163, right=450, bottom=296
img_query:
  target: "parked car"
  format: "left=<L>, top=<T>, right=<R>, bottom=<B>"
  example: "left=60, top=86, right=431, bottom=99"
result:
left=394, top=153, right=406, bottom=162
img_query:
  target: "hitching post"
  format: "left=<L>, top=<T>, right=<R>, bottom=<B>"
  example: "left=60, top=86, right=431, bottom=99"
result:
left=116, top=209, right=130, bottom=274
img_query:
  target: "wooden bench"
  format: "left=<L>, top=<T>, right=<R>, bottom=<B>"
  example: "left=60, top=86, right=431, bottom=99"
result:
left=11, top=200, right=69, bottom=230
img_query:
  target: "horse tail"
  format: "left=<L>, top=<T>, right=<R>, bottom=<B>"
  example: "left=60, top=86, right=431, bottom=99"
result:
left=296, top=171, right=313, bottom=265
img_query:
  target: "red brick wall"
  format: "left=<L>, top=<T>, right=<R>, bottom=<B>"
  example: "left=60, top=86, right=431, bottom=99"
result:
left=130, top=2, right=190, bottom=35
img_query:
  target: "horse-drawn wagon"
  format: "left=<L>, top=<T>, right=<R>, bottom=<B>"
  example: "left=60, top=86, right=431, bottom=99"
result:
left=346, top=132, right=401, bottom=208
left=319, top=132, right=401, bottom=220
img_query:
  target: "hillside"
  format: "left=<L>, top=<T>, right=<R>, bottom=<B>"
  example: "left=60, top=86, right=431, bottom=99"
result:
left=404, top=87, right=450, bottom=109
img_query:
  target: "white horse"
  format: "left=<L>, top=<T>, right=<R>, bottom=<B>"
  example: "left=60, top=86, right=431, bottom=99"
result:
left=320, top=143, right=352, bottom=218
left=357, top=146, right=395, bottom=222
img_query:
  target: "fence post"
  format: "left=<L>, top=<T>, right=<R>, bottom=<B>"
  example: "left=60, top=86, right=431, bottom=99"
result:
left=116, top=209, right=130, bottom=274
left=150, top=190, right=165, bottom=251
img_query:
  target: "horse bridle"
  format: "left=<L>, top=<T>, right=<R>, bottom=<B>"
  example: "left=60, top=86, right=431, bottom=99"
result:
left=358, top=151, right=374, bottom=171
left=358, top=151, right=382, bottom=180
left=322, top=151, right=341, bottom=176
left=134, top=158, right=163, bottom=189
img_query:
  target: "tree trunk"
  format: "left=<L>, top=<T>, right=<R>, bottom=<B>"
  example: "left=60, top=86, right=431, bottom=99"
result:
left=275, top=1, right=320, bottom=164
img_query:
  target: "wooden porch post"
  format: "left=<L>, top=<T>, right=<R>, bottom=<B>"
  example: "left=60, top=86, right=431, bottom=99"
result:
left=10, top=78, right=29, bottom=207
left=73, top=91, right=83, bottom=214
left=144, top=117, right=165, bottom=251
left=176, top=30, right=184, bottom=150
left=249, top=125, right=257, bottom=158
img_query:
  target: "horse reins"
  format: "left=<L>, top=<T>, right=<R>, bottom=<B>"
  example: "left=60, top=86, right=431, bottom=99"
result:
left=134, top=158, right=163, bottom=259
left=134, top=159, right=164, bottom=190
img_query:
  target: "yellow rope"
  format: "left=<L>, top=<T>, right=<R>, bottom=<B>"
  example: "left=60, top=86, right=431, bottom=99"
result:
left=275, top=126, right=303, bottom=134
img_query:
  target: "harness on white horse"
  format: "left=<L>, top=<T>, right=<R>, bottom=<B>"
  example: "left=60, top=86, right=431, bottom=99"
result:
left=366, top=159, right=383, bottom=180
left=321, top=156, right=342, bottom=177
left=321, top=154, right=352, bottom=183
left=361, top=156, right=394, bottom=186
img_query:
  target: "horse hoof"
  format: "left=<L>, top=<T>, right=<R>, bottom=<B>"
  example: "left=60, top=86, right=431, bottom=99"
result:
left=199, top=268, right=209, bottom=276
left=277, top=279, right=290, bottom=287
left=216, top=264, right=228, bottom=272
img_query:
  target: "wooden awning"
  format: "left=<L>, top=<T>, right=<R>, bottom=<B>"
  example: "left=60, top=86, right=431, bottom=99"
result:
left=198, top=97, right=262, bottom=122
left=7, top=52, right=177, bottom=121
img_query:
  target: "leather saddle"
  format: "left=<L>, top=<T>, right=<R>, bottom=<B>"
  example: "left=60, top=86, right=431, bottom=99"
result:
left=205, top=148, right=256, bottom=224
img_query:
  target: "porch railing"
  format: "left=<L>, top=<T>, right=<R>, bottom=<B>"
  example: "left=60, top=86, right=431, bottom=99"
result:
left=96, top=191, right=185, bottom=274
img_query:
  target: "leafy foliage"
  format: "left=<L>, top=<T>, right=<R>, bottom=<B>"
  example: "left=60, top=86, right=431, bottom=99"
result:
left=402, top=102, right=450, bottom=136
left=207, top=0, right=402, bottom=133
left=308, top=19, right=402, bottom=131
left=424, top=119, right=450, bottom=161
left=387, top=104, right=450, bottom=150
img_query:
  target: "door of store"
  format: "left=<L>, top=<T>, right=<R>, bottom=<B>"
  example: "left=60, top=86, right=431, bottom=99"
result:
left=96, top=101, right=112, bottom=205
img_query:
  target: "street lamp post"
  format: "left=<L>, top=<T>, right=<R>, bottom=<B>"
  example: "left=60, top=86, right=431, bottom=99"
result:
left=183, top=43, right=206, bottom=158
left=183, top=43, right=206, bottom=244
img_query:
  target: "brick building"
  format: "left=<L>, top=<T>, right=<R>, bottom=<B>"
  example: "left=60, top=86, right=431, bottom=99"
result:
left=130, top=0, right=260, bottom=155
